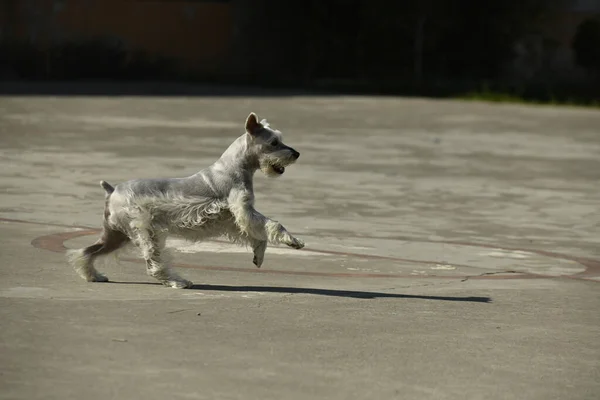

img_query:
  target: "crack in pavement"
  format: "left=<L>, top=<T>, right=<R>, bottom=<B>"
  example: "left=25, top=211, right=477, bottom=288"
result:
left=461, top=270, right=520, bottom=282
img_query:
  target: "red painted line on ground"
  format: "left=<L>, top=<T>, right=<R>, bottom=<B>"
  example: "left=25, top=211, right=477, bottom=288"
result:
left=1, top=217, right=91, bottom=230
left=31, top=229, right=99, bottom=253
left=16, top=217, right=477, bottom=268
left=2, top=217, right=598, bottom=281
left=303, top=230, right=600, bottom=278
left=31, top=229, right=537, bottom=280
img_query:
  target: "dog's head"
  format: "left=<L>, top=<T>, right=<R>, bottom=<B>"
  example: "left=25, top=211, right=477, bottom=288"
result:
left=245, top=112, right=300, bottom=177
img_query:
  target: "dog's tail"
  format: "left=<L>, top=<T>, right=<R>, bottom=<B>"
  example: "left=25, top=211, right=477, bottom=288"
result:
left=100, top=180, right=115, bottom=196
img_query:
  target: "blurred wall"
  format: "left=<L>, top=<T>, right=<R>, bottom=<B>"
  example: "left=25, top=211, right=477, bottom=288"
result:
left=1, top=0, right=599, bottom=84
left=509, top=0, right=600, bottom=82
left=1, top=0, right=233, bottom=75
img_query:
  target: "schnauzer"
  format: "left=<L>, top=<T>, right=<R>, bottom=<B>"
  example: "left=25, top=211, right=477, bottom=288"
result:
left=67, top=112, right=305, bottom=288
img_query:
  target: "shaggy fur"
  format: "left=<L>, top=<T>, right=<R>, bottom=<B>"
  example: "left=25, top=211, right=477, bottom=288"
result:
left=67, top=112, right=304, bottom=288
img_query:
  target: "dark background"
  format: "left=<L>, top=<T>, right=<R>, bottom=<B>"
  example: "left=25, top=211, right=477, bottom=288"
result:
left=1, top=0, right=599, bottom=101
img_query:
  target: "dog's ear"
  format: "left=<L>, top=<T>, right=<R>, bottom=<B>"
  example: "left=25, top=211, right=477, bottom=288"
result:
left=245, top=112, right=262, bottom=136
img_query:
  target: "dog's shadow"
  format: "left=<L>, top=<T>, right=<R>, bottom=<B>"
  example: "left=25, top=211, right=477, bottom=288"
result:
left=192, top=284, right=491, bottom=303
left=111, top=281, right=491, bottom=303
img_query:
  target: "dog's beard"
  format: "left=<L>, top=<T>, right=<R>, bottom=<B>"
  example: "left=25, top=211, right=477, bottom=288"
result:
left=259, top=151, right=295, bottom=178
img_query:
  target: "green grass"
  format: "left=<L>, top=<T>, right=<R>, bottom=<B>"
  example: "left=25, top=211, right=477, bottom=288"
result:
left=458, top=84, right=600, bottom=108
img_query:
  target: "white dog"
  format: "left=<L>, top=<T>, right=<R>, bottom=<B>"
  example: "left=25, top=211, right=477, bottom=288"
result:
left=67, top=112, right=305, bottom=288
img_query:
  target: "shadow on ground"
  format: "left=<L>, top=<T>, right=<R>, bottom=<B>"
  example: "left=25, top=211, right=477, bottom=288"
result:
left=109, top=281, right=491, bottom=302
left=193, top=284, right=492, bottom=302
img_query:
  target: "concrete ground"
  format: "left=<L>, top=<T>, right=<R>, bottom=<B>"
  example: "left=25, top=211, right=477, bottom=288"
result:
left=1, top=85, right=599, bottom=400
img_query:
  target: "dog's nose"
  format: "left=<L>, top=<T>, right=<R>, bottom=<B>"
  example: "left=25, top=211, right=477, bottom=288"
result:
left=292, top=150, right=300, bottom=160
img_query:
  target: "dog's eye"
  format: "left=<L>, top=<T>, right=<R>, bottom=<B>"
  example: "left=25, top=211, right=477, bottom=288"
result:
left=271, top=139, right=279, bottom=146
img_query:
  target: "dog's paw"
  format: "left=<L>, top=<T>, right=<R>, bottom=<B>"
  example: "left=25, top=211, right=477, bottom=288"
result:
left=287, top=237, right=305, bottom=250
left=164, top=279, right=194, bottom=289
left=88, top=274, right=109, bottom=282
left=252, top=240, right=267, bottom=268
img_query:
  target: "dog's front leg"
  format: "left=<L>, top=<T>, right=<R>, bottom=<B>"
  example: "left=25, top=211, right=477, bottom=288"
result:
left=247, top=208, right=304, bottom=249
left=230, top=190, right=305, bottom=251
left=262, top=215, right=305, bottom=249
left=250, top=238, right=267, bottom=268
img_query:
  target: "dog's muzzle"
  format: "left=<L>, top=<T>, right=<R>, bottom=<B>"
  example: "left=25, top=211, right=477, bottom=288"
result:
left=272, top=164, right=285, bottom=174
left=262, top=147, right=300, bottom=176
left=272, top=150, right=299, bottom=174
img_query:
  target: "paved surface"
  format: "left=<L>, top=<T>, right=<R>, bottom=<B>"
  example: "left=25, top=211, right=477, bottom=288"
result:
left=1, top=88, right=599, bottom=400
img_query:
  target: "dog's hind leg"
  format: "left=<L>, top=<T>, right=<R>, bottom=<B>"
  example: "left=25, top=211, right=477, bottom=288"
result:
left=67, top=227, right=130, bottom=282
left=132, top=228, right=193, bottom=289
left=67, top=180, right=128, bottom=282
